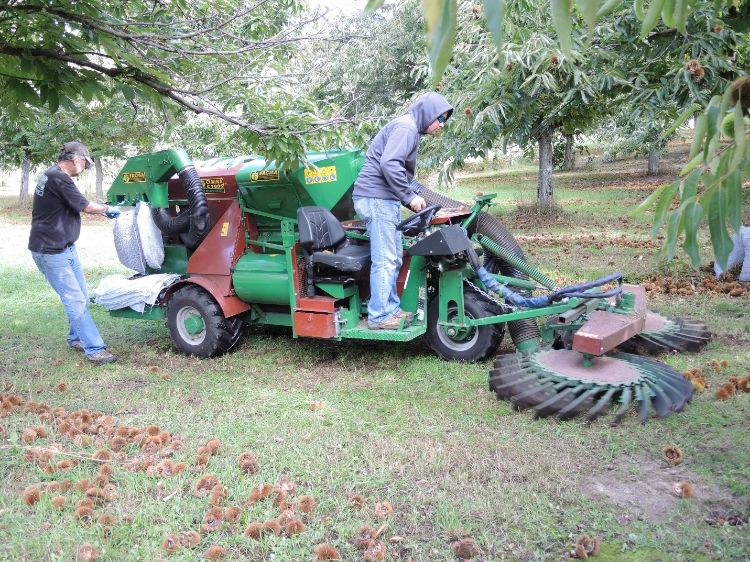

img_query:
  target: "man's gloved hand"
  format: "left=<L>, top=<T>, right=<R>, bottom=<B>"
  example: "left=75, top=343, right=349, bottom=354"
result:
left=104, top=206, right=121, bottom=219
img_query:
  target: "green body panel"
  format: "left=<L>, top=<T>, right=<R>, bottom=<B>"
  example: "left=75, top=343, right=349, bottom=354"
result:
left=108, top=148, right=193, bottom=208
left=236, top=150, right=364, bottom=228
left=109, top=306, right=166, bottom=320
left=160, top=245, right=189, bottom=275
left=340, top=319, right=425, bottom=341
left=232, top=253, right=290, bottom=305
left=315, top=282, right=357, bottom=299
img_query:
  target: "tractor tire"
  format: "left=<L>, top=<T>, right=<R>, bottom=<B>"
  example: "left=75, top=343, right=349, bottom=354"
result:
left=427, top=290, right=503, bottom=362
left=167, top=285, right=244, bottom=358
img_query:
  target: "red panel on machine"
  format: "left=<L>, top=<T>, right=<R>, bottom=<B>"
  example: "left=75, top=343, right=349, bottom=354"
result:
left=294, top=311, right=337, bottom=338
left=572, top=284, right=647, bottom=356
left=188, top=200, right=246, bottom=278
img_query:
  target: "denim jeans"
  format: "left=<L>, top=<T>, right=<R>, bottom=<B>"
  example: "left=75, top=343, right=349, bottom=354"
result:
left=353, top=196, right=403, bottom=323
left=31, top=245, right=107, bottom=356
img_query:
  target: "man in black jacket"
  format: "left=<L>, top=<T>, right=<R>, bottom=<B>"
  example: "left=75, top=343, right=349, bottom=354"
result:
left=28, top=142, right=120, bottom=365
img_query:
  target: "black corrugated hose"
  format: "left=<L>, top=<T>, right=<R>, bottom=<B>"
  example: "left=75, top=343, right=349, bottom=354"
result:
left=151, top=166, right=211, bottom=251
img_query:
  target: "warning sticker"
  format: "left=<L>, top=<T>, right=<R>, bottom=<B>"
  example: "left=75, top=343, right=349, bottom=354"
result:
left=250, top=170, right=279, bottom=182
left=201, top=177, right=225, bottom=193
left=122, top=171, right=146, bottom=183
left=304, top=165, right=337, bottom=185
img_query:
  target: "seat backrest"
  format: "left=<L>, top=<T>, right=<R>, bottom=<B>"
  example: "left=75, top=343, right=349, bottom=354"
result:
left=297, top=206, right=347, bottom=251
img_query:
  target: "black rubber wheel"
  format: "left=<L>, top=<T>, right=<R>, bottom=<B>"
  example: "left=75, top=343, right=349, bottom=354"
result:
left=427, top=290, right=503, bottom=362
left=167, top=285, right=244, bottom=358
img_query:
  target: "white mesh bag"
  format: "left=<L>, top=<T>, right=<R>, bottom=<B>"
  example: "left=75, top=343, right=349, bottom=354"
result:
left=113, top=208, right=146, bottom=274
left=135, top=201, right=165, bottom=270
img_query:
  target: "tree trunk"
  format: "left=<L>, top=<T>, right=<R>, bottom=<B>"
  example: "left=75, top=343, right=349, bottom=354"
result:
left=537, top=128, right=553, bottom=207
left=647, top=145, right=660, bottom=175
left=563, top=133, right=575, bottom=170
left=19, top=149, right=31, bottom=201
left=94, top=156, right=104, bottom=199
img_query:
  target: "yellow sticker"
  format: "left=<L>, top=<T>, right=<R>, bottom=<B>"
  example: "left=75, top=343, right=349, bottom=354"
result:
left=220, top=222, right=229, bottom=237
left=123, top=171, right=146, bottom=183
left=201, top=177, right=225, bottom=193
left=250, top=170, right=279, bottom=182
left=304, top=165, right=337, bottom=185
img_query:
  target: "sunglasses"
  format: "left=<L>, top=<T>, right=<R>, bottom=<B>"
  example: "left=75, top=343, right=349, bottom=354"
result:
left=436, top=114, right=448, bottom=124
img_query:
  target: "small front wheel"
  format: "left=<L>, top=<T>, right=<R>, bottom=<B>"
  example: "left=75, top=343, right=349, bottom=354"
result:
left=167, top=285, right=243, bottom=358
left=427, top=290, right=503, bottom=362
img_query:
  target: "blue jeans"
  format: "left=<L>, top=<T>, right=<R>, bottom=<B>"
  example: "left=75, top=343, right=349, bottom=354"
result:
left=353, top=196, right=403, bottom=323
left=31, top=245, right=107, bottom=356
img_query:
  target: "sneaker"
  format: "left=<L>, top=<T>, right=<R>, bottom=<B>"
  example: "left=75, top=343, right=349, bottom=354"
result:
left=367, top=315, right=403, bottom=331
left=87, top=350, right=117, bottom=366
left=69, top=341, right=85, bottom=353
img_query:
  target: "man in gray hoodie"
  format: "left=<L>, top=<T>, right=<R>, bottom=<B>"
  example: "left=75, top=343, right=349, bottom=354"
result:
left=353, top=92, right=453, bottom=329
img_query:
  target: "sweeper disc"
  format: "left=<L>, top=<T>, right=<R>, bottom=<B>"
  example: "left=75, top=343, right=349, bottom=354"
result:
left=489, top=349, right=693, bottom=425
left=617, top=311, right=710, bottom=354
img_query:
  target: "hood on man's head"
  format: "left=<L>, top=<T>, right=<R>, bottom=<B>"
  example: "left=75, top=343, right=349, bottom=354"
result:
left=410, top=92, right=454, bottom=133
left=59, top=141, right=94, bottom=169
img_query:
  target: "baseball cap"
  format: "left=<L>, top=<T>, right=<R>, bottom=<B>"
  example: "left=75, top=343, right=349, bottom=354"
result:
left=59, top=141, right=94, bottom=169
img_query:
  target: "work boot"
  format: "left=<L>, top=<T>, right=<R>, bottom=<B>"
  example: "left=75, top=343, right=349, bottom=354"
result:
left=396, top=310, right=415, bottom=322
left=69, top=341, right=85, bottom=353
left=87, top=350, right=117, bottom=366
left=367, top=315, right=403, bottom=331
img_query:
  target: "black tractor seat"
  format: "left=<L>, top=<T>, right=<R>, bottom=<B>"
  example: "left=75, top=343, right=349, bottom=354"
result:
left=297, top=206, right=371, bottom=273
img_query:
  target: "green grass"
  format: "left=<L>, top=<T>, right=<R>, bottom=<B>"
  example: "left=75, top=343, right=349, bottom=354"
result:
left=1, top=146, right=749, bottom=561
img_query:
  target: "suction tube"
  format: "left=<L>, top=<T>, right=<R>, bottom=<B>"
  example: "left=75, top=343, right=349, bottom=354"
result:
left=151, top=165, right=211, bottom=251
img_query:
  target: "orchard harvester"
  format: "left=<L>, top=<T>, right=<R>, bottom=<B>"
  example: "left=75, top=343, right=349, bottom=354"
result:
left=104, top=148, right=710, bottom=424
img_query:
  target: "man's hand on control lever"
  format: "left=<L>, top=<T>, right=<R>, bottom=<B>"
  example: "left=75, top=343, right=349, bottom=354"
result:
left=409, top=195, right=427, bottom=212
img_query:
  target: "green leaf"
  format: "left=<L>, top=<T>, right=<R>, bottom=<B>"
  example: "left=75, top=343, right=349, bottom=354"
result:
left=551, top=0, right=573, bottom=55
left=665, top=208, right=681, bottom=259
left=680, top=152, right=704, bottom=175
left=726, top=169, right=742, bottom=233
left=689, top=113, right=707, bottom=160
left=483, top=0, right=506, bottom=53
left=634, top=0, right=646, bottom=20
left=706, top=187, right=733, bottom=269
left=596, top=0, right=623, bottom=18
left=660, top=103, right=699, bottom=142
left=660, top=0, right=676, bottom=28
left=673, top=0, right=686, bottom=34
left=682, top=201, right=703, bottom=266
left=423, top=0, right=457, bottom=86
left=679, top=169, right=700, bottom=200
left=640, top=0, right=665, bottom=39
left=631, top=180, right=671, bottom=216
left=364, top=0, right=385, bottom=13
left=651, top=180, right=679, bottom=237
left=575, top=0, right=600, bottom=33
left=730, top=100, right=745, bottom=170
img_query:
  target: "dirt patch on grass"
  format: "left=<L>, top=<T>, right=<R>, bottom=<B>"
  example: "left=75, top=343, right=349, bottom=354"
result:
left=582, top=454, right=734, bottom=522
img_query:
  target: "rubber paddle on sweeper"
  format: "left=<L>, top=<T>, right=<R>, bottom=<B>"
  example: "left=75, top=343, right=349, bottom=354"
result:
left=618, top=311, right=711, bottom=354
left=489, top=349, right=693, bottom=425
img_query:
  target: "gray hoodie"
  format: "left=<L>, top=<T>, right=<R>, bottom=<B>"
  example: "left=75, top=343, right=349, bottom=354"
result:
left=353, top=92, right=453, bottom=205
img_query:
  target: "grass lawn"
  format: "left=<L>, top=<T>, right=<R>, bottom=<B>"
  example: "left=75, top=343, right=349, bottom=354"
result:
left=0, top=143, right=748, bottom=561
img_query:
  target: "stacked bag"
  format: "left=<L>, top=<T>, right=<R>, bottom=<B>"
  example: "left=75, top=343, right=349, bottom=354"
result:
left=95, top=202, right=179, bottom=312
